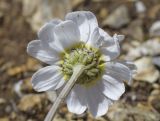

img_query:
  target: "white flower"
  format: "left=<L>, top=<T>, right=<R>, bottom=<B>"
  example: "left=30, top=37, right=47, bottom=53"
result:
left=27, top=11, right=136, bottom=117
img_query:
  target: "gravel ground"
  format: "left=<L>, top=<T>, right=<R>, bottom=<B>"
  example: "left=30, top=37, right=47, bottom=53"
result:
left=0, top=0, right=160, bottom=121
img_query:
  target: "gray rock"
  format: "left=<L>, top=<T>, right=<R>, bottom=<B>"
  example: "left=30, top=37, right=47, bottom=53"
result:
left=150, top=21, right=160, bottom=37
left=0, top=117, right=9, bottom=121
left=22, top=0, right=71, bottom=31
left=134, top=57, right=159, bottom=83
left=135, top=0, right=146, bottom=13
left=102, top=5, right=130, bottom=29
left=123, top=20, right=144, bottom=41
left=107, top=102, right=160, bottom=121
left=18, top=94, right=45, bottom=112
left=46, top=91, right=57, bottom=102
left=153, top=57, right=160, bottom=67
left=127, top=38, right=160, bottom=60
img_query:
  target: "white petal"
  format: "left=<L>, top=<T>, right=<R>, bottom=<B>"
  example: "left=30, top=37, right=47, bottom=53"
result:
left=55, top=79, right=66, bottom=90
left=38, top=19, right=62, bottom=41
left=101, top=41, right=120, bottom=61
left=85, top=84, right=109, bottom=117
left=27, top=40, right=59, bottom=64
left=117, top=35, right=125, bottom=43
left=31, top=65, right=64, bottom=92
left=49, top=19, right=62, bottom=26
left=100, top=33, right=122, bottom=61
left=65, top=11, right=98, bottom=43
left=87, top=27, right=102, bottom=48
left=87, top=27, right=118, bottom=48
left=38, top=23, right=54, bottom=42
left=99, top=28, right=111, bottom=37
left=38, top=19, right=63, bottom=52
left=98, top=28, right=115, bottom=47
left=66, top=85, right=87, bottom=114
left=104, top=62, right=132, bottom=83
left=115, top=60, right=137, bottom=74
left=102, top=75, right=125, bottom=100
left=54, top=20, right=80, bottom=50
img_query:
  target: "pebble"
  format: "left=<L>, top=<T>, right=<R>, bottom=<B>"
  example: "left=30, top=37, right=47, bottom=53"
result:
left=148, top=4, right=160, bottom=19
left=127, top=38, right=160, bottom=60
left=18, top=94, right=45, bottom=112
left=135, top=0, right=146, bottom=13
left=7, top=58, right=41, bottom=76
left=152, top=84, right=160, bottom=89
left=70, top=0, right=84, bottom=8
left=22, top=0, right=71, bottom=31
left=150, top=21, right=160, bottom=37
left=0, top=98, right=6, bottom=104
left=148, top=89, right=160, bottom=113
left=107, top=102, right=160, bottom=121
left=0, top=117, right=9, bottom=121
left=153, top=57, right=160, bottom=67
left=123, top=20, right=144, bottom=41
left=46, top=91, right=57, bottom=103
left=99, top=8, right=108, bottom=19
left=102, top=5, right=130, bottom=29
left=21, top=78, right=33, bottom=92
left=134, top=57, right=159, bottom=83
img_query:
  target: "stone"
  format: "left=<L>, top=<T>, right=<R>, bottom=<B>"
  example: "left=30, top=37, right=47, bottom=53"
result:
left=148, top=89, right=160, bottom=113
left=0, top=62, right=14, bottom=72
left=22, top=0, right=71, bottom=32
left=150, top=21, right=160, bottom=37
left=153, top=57, right=160, bottom=67
left=107, top=102, right=160, bottom=121
left=26, top=58, right=41, bottom=71
left=134, top=57, right=159, bottom=83
left=7, top=65, right=27, bottom=76
left=0, top=117, right=9, bottom=121
left=70, top=0, right=84, bottom=8
left=18, top=94, right=45, bottom=112
left=14, top=78, right=33, bottom=97
left=148, top=4, right=160, bottom=19
left=46, top=91, right=57, bottom=103
left=99, top=8, right=108, bottom=19
left=152, top=83, right=160, bottom=89
left=123, top=20, right=144, bottom=41
left=0, top=58, right=4, bottom=66
left=0, top=98, right=6, bottom=104
left=102, top=5, right=130, bottom=29
left=54, top=114, right=66, bottom=121
left=135, top=0, right=146, bottom=13
left=21, top=77, right=33, bottom=92
left=127, top=38, right=160, bottom=60
left=14, top=80, right=23, bottom=97
left=7, top=58, right=41, bottom=76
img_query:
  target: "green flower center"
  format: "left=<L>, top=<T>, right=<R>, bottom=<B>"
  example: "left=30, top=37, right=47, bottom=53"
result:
left=60, top=43, right=105, bottom=87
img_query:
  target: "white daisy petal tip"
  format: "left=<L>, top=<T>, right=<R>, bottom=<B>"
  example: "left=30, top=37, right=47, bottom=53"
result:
left=54, top=20, right=80, bottom=49
left=31, top=65, right=64, bottom=92
left=38, top=19, right=62, bottom=40
left=102, top=75, right=125, bottom=100
left=65, top=11, right=98, bottom=43
left=113, top=34, right=125, bottom=43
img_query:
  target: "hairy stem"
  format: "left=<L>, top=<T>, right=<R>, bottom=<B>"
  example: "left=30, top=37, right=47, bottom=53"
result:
left=44, top=64, right=85, bottom=121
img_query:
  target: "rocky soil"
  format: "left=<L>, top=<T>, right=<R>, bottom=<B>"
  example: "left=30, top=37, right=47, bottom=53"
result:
left=0, top=0, right=160, bottom=121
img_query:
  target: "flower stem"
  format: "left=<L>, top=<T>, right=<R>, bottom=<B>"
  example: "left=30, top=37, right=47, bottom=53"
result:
left=44, top=64, right=85, bottom=121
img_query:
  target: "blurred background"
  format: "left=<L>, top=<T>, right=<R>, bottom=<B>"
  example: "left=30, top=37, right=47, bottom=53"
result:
left=0, top=0, right=160, bottom=121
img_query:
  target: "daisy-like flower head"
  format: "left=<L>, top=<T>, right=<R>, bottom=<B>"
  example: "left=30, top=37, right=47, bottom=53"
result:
left=27, top=11, right=136, bottom=117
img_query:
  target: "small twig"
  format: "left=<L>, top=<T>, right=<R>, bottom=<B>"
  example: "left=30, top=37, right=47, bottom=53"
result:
left=44, top=64, right=85, bottom=121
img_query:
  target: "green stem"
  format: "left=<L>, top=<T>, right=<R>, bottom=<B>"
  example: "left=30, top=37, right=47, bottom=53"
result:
left=44, top=64, right=85, bottom=121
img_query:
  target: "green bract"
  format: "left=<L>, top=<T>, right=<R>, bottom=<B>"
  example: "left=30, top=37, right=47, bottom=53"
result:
left=60, top=43, right=105, bottom=87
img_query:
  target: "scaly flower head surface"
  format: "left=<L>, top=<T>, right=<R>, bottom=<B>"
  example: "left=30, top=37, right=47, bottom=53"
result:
left=27, top=11, right=136, bottom=117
